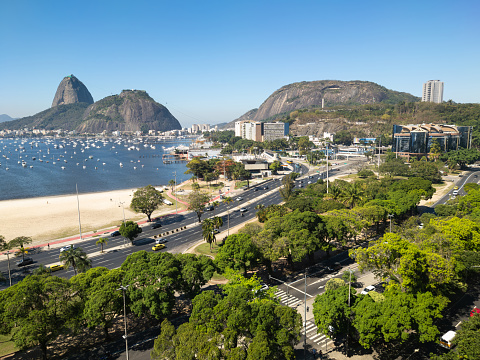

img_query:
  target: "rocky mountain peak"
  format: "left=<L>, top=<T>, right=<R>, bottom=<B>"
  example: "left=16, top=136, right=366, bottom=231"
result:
left=51, top=74, right=94, bottom=108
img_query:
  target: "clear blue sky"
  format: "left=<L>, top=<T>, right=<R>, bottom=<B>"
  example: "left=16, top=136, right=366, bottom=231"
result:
left=1, top=0, right=478, bottom=127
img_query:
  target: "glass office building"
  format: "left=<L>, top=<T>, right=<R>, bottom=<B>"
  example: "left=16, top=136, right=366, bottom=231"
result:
left=392, top=124, right=472, bottom=159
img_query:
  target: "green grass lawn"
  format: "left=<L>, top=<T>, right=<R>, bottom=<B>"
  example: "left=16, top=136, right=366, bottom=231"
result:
left=194, top=241, right=222, bottom=256
left=0, top=333, right=17, bottom=357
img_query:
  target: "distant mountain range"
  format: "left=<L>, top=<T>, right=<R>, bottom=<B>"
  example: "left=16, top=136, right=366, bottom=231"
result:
left=0, top=75, right=181, bottom=132
left=0, top=114, right=15, bottom=123
left=224, top=80, right=420, bottom=128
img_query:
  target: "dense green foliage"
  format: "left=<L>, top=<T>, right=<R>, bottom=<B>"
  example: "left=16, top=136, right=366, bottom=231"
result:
left=151, top=272, right=301, bottom=360
left=130, top=184, right=164, bottom=222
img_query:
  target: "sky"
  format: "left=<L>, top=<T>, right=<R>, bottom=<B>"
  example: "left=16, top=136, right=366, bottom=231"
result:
left=0, top=0, right=478, bottom=128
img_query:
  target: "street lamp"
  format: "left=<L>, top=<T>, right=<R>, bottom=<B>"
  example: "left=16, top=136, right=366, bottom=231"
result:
left=119, top=202, right=126, bottom=247
left=388, top=214, right=394, bottom=233
left=173, top=171, right=177, bottom=215
left=406, top=349, right=419, bottom=359
left=117, top=285, right=130, bottom=360
left=5, top=250, right=12, bottom=287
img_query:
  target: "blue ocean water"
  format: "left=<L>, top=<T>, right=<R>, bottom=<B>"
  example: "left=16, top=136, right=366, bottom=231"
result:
left=0, top=137, right=193, bottom=201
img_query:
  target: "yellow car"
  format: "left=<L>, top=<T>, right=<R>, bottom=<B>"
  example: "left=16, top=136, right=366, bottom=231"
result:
left=50, top=264, right=64, bottom=272
left=454, top=186, right=459, bottom=190
left=152, top=244, right=166, bottom=251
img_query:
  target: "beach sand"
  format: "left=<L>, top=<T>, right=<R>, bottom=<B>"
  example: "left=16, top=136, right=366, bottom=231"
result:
left=0, top=188, right=151, bottom=243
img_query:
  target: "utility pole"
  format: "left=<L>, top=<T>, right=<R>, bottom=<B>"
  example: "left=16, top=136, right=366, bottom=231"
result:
left=117, top=285, right=130, bottom=360
left=6, top=250, right=12, bottom=287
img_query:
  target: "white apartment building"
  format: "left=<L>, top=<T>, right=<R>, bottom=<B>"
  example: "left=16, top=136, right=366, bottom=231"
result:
left=422, top=80, right=444, bottom=103
left=235, top=121, right=262, bottom=141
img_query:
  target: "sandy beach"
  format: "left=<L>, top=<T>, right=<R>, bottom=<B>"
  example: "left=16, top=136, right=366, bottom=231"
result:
left=0, top=188, right=154, bottom=243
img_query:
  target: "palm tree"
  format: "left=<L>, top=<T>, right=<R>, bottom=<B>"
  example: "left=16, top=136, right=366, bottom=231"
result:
left=212, top=216, right=223, bottom=244
left=15, top=246, right=29, bottom=261
left=211, top=200, right=219, bottom=216
left=192, top=182, right=200, bottom=191
left=341, top=182, right=364, bottom=209
left=59, top=247, right=92, bottom=276
left=168, top=179, right=176, bottom=191
left=326, top=184, right=342, bottom=202
left=10, top=236, right=32, bottom=260
left=222, top=196, right=233, bottom=236
left=96, top=237, right=108, bottom=253
left=202, top=218, right=215, bottom=250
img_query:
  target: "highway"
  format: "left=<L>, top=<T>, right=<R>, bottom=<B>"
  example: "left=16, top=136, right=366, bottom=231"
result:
left=4, top=161, right=354, bottom=287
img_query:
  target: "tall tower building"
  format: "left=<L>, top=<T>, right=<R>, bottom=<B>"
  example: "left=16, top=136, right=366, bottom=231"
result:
left=422, top=80, right=444, bottom=103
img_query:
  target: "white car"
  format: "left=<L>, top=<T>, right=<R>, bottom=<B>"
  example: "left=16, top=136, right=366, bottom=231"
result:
left=361, top=285, right=375, bottom=295
left=155, top=238, right=167, bottom=244
left=59, top=244, right=75, bottom=252
left=236, top=197, right=243, bottom=201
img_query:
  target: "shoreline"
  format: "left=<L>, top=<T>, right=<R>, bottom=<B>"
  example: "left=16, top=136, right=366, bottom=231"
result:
left=0, top=183, right=186, bottom=244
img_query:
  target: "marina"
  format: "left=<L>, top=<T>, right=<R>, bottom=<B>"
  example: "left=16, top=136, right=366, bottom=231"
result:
left=0, top=136, right=194, bottom=201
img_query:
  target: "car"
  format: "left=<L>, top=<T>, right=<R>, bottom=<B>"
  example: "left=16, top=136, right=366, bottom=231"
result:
left=16, top=257, right=34, bottom=267
left=262, top=186, right=269, bottom=190
left=308, top=181, right=312, bottom=184
left=205, top=205, right=214, bottom=211
left=452, top=190, right=459, bottom=196
left=361, top=285, right=375, bottom=295
left=155, top=238, right=168, bottom=244
left=60, top=244, right=75, bottom=252
left=111, top=230, right=121, bottom=237
left=470, top=306, right=480, bottom=317
left=50, top=264, right=64, bottom=272
left=236, top=197, right=243, bottom=201
left=454, top=186, right=459, bottom=190
left=151, top=222, right=162, bottom=229
left=239, top=207, right=248, bottom=212
left=152, top=244, right=166, bottom=251
left=254, top=187, right=259, bottom=191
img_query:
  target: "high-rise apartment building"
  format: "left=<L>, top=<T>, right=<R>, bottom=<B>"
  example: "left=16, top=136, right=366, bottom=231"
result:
left=235, top=121, right=262, bottom=141
left=263, top=122, right=289, bottom=141
left=422, top=80, right=444, bottom=103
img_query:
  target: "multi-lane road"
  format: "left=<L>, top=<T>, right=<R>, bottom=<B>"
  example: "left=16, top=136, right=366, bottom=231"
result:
left=0, top=160, right=363, bottom=288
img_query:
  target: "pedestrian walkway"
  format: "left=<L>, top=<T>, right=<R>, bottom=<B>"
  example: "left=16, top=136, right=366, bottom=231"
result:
left=302, top=319, right=334, bottom=351
left=276, top=288, right=303, bottom=307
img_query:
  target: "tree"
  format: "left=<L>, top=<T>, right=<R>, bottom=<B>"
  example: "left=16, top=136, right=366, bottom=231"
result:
left=121, top=251, right=181, bottom=319
left=168, top=179, right=176, bottom=189
left=96, top=237, right=108, bottom=253
left=341, top=182, right=364, bottom=209
left=0, top=275, right=73, bottom=360
left=212, top=216, right=223, bottom=232
left=187, top=190, right=210, bottom=223
left=175, top=253, right=215, bottom=299
left=429, top=139, right=443, bottom=160
left=59, top=247, right=92, bottom=276
left=10, top=236, right=33, bottom=261
left=215, top=234, right=261, bottom=275
left=313, top=285, right=354, bottom=338
left=83, top=268, right=124, bottom=340
left=279, top=173, right=296, bottom=201
left=409, top=161, right=442, bottom=183
left=119, top=220, right=142, bottom=244
left=202, top=218, right=216, bottom=250
left=269, top=160, right=282, bottom=174
left=130, top=185, right=164, bottom=222
left=185, top=158, right=209, bottom=178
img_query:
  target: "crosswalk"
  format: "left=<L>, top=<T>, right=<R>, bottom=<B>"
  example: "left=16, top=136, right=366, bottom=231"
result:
left=302, top=320, right=334, bottom=349
left=275, top=289, right=334, bottom=349
left=275, top=288, right=303, bottom=307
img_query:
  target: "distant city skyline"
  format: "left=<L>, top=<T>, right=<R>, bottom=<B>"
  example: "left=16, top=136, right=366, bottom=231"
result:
left=1, top=0, right=478, bottom=127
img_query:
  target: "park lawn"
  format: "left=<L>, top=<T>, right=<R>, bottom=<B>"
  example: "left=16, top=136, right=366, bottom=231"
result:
left=0, top=333, right=17, bottom=358
left=194, top=242, right=221, bottom=257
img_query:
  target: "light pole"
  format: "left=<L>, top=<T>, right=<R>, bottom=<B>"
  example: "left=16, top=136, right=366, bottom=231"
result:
left=119, top=201, right=126, bottom=247
left=388, top=214, right=394, bottom=233
left=76, top=183, right=83, bottom=240
left=406, top=349, right=419, bottom=359
left=173, top=171, right=177, bottom=214
left=326, top=144, right=329, bottom=193
left=117, top=285, right=130, bottom=360
left=6, top=250, right=12, bottom=287
left=304, top=270, right=307, bottom=359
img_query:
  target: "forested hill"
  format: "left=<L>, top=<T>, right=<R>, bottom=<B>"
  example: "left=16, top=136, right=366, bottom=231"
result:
left=225, top=80, right=420, bottom=127
left=286, top=102, right=480, bottom=143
